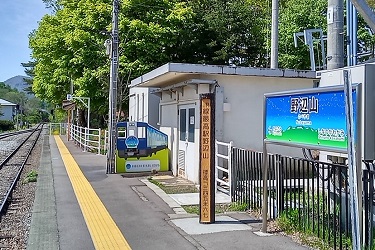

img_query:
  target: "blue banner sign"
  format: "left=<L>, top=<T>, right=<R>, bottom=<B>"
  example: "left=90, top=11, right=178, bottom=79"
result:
left=265, top=87, right=357, bottom=151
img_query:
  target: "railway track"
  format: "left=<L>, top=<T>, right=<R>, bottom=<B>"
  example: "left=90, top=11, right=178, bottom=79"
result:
left=0, top=128, right=35, bottom=140
left=0, top=124, right=44, bottom=217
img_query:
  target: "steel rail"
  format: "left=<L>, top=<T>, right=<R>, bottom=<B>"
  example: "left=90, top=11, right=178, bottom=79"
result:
left=0, top=128, right=36, bottom=140
left=0, top=124, right=44, bottom=216
left=0, top=124, right=43, bottom=170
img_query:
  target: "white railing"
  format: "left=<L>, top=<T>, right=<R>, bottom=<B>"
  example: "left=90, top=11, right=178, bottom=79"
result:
left=49, top=123, right=108, bottom=155
left=49, top=123, right=67, bottom=135
left=215, top=140, right=233, bottom=197
left=69, top=124, right=107, bottom=155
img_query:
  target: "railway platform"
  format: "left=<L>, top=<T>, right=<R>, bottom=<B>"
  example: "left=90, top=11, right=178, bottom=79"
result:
left=26, top=135, right=309, bottom=250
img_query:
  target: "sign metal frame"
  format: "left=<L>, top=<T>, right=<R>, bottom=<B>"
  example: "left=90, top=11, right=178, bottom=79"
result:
left=264, top=85, right=360, bottom=152
left=261, top=83, right=363, bottom=236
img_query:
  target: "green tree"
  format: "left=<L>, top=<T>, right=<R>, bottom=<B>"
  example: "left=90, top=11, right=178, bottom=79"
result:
left=278, top=0, right=327, bottom=70
left=191, top=0, right=269, bottom=66
left=21, top=61, right=36, bottom=94
left=30, top=0, right=111, bottom=127
left=29, top=0, right=270, bottom=127
left=30, top=0, right=199, bottom=126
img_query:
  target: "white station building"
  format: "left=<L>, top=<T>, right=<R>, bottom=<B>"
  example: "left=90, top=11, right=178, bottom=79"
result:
left=129, top=63, right=317, bottom=183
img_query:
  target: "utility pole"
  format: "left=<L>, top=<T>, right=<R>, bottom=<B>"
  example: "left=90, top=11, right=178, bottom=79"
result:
left=327, top=0, right=344, bottom=70
left=270, top=0, right=279, bottom=68
left=107, top=0, right=119, bottom=174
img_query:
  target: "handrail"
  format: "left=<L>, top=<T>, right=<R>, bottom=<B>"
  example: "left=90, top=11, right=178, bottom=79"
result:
left=49, top=123, right=107, bottom=155
left=215, top=140, right=233, bottom=198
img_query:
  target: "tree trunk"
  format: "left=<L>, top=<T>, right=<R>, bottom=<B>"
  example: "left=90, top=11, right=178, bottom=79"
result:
left=77, top=108, right=87, bottom=127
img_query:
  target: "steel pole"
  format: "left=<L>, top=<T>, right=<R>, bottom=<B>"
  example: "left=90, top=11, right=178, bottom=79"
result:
left=343, top=70, right=361, bottom=250
left=352, top=4, right=358, bottom=65
left=327, top=0, right=344, bottom=70
left=107, top=0, right=119, bottom=173
left=270, top=0, right=279, bottom=68
left=347, top=0, right=352, bottom=66
left=261, top=142, right=269, bottom=232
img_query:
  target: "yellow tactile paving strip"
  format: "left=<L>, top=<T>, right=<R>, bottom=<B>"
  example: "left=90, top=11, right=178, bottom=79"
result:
left=54, top=136, right=131, bottom=250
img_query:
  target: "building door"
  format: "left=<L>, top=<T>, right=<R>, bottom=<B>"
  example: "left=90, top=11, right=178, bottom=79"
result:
left=178, top=104, right=196, bottom=180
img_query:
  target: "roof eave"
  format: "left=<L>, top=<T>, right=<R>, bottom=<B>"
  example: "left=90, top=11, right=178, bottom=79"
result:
left=131, top=63, right=317, bottom=88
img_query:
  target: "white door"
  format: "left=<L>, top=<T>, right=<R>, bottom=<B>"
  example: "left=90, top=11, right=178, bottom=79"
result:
left=178, top=104, right=196, bottom=180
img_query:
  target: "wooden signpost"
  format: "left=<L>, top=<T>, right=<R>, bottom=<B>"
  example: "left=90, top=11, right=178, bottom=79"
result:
left=62, top=100, right=75, bottom=141
left=199, top=93, right=215, bottom=224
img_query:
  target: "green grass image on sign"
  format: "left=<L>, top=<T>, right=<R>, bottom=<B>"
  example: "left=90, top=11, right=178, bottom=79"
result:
left=266, top=126, right=348, bottom=149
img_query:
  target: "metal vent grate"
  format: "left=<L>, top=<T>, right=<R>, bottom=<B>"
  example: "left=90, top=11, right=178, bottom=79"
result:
left=178, top=150, right=185, bottom=170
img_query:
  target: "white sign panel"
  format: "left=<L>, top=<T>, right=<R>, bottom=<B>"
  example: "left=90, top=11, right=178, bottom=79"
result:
left=327, top=6, right=334, bottom=24
left=125, top=160, right=160, bottom=172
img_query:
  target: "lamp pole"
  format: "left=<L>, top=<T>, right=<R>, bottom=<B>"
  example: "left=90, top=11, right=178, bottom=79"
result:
left=107, top=0, right=119, bottom=173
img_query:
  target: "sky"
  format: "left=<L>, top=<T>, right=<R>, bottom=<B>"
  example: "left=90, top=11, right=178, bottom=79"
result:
left=0, top=0, right=49, bottom=82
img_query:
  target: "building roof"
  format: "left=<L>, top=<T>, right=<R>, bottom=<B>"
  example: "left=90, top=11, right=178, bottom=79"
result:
left=0, top=99, right=17, bottom=106
left=131, top=63, right=317, bottom=88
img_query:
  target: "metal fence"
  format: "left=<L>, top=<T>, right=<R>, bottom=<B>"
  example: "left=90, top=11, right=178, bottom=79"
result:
left=49, top=123, right=67, bottom=135
left=215, top=140, right=232, bottom=195
left=231, top=146, right=375, bottom=249
left=363, top=161, right=375, bottom=248
left=70, top=124, right=107, bottom=154
left=49, top=123, right=108, bottom=155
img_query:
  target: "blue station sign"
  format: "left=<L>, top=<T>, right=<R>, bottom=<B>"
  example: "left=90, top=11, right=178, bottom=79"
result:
left=264, top=86, right=358, bottom=151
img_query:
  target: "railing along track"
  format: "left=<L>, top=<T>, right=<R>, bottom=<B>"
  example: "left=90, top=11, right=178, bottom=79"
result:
left=0, top=124, right=44, bottom=216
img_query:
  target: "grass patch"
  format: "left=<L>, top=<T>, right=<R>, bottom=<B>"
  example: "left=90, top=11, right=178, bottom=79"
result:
left=148, top=177, right=199, bottom=194
left=148, top=177, right=165, bottom=188
left=183, top=205, right=200, bottom=214
left=182, top=202, right=248, bottom=215
left=23, top=170, right=38, bottom=184
left=276, top=205, right=352, bottom=250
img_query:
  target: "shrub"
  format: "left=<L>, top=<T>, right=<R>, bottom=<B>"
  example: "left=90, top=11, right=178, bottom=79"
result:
left=0, top=120, right=14, bottom=131
left=23, top=170, right=38, bottom=184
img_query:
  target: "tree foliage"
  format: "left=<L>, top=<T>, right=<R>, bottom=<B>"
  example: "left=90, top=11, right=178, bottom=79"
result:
left=192, top=0, right=269, bottom=66
left=29, top=0, right=375, bottom=128
left=0, top=82, right=46, bottom=124
left=278, top=0, right=327, bottom=70
left=30, top=0, right=111, bottom=126
left=30, top=0, right=270, bottom=127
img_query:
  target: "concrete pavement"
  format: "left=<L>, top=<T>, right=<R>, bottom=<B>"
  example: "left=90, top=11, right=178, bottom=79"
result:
left=27, top=135, right=310, bottom=250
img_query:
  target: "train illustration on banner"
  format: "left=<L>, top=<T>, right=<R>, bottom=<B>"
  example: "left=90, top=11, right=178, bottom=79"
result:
left=116, top=121, right=169, bottom=173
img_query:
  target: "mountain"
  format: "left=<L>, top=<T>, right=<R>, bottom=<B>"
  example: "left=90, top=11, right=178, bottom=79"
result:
left=4, top=75, right=33, bottom=95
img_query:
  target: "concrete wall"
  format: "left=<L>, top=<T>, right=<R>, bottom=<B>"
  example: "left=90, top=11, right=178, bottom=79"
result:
left=216, top=75, right=314, bottom=153
left=317, top=63, right=375, bottom=162
left=157, top=75, right=315, bottom=183
left=159, top=83, right=209, bottom=182
left=128, top=87, right=160, bottom=127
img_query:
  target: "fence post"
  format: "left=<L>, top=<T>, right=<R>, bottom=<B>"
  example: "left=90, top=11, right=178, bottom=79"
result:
left=72, top=124, right=75, bottom=144
left=215, top=140, right=218, bottom=193
left=80, top=126, right=83, bottom=149
left=104, top=130, right=108, bottom=154
left=49, top=123, right=52, bottom=135
left=98, top=128, right=101, bottom=155
left=228, top=141, right=233, bottom=200
left=275, top=154, right=283, bottom=217
left=83, top=127, right=87, bottom=152
left=261, top=144, right=269, bottom=233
